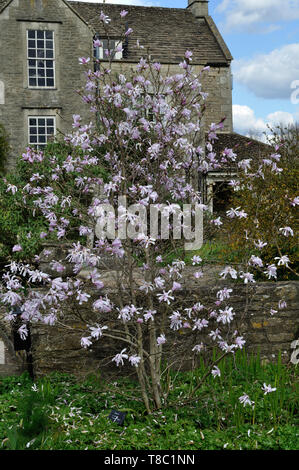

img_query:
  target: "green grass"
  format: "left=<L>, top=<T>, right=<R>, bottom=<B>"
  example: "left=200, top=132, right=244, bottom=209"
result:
left=136, top=240, right=247, bottom=268
left=0, top=351, right=298, bottom=450
left=184, top=241, right=248, bottom=265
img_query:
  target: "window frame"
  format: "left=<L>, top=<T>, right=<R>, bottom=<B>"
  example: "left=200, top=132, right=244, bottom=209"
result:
left=94, top=38, right=123, bottom=61
left=28, top=115, right=56, bottom=149
left=27, top=29, right=56, bottom=89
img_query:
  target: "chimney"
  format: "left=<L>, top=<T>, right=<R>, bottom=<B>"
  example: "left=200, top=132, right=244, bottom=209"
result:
left=187, top=0, right=209, bottom=17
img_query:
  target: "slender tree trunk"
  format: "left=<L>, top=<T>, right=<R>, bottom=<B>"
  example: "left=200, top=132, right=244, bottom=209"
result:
left=137, top=322, right=151, bottom=413
left=148, top=320, right=162, bottom=409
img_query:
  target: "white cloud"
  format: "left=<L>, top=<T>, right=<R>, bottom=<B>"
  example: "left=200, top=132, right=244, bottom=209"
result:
left=217, top=0, right=299, bottom=33
left=233, top=105, right=267, bottom=138
left=233, top=104, right=296, bottom=140
left=267, top=111, right=296, bottom=127
left=233, top=44, right=299, bottom=100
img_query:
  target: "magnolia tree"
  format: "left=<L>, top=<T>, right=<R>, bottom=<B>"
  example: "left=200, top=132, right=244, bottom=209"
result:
left=0, top=11, right=295, bottom=413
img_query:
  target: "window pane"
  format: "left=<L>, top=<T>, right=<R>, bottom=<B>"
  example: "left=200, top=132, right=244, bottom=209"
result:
left=45, top=31, right=53, bottom=39
left=37, top=50, right=45, bottom=58
left=46, top=40, right=53, bottom=49
left=28, top=30, right=35, bottom=39
left=46, top=50, right=53, bottom=58
left=28, top=49, right=36, bottom=58
left=38, top=78, right=45, bottom=86
left=37, top=40, right=44, bottom=48
left=37, top=31, right=44, bottom=39
left=30, top=136, right=37, bottom=143
left=46, top=78, right=54, bottom=87
left=29, top=78, right=37, bottom=86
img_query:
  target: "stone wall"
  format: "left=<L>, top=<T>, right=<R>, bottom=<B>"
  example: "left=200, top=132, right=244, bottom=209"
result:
left=0, top=0, right=92, bottom=167
left=27, top=268, right=299, bottom=379
left=1, top=265, right=298, bottom=378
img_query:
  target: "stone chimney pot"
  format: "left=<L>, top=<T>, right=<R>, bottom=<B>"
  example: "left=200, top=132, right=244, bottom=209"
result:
left=187, top=0, right=209, bottom=17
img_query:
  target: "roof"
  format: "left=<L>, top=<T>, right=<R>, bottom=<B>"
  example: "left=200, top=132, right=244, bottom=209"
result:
left=208, top=132, right=273, bottom=170
left=69, top=2, right=232, bottom=65
left=0, top=1, right=232, bottom=64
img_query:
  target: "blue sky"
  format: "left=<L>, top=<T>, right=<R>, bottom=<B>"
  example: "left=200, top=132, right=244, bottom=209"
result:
left=70, top=0, right=299, bottom=137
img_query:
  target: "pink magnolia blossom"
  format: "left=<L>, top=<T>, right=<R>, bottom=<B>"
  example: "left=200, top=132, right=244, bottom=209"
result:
left=81, top=337, right=92, bottom=348
left=261, top=383, right=277, bottom=395
left=239, top=394, right=254, bottom=407
left=211, top=366, right=221, bottom=378
left=12, top=244, right=22, bottom=253
left=279, top=226, right=293, bottom=237
left=112, top=348, right=128, bottom=366
left=79, top=57, right=90, bottom=65
left=157, top=334, right=166, bottom=346
left=157, top=290, right=174, bottom=305
left=129, top=355, right=141, bottom=367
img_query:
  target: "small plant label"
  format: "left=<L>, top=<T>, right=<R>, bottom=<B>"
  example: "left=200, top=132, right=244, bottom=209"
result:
left=108, top=409, right=127, bottom=426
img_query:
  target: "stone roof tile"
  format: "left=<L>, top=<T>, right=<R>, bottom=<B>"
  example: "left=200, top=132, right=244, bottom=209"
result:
left=0, top=1, right=232, bottom=64
left=69, top=2, right=231, bottom=65
left=210, top=132, right=272, bottom=170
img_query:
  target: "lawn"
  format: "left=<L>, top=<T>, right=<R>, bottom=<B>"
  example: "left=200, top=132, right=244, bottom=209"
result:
left=0, top=350, right=298, bottom=450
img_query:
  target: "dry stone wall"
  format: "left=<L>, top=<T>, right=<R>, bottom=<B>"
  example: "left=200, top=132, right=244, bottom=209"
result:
left=1, top=266, right=298, bottom=378
left=0, top=266, right=299, bottom=376
left=29, top=268, right=299, bottom=379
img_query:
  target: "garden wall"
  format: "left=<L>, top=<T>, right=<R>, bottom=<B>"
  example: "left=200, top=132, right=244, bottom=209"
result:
left=28, top=268, right=299, bottom=379
left=1, top=266, right=298, bottom=379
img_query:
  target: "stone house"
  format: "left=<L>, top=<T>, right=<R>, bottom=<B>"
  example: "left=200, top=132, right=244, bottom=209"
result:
left=0, top=0, right=234, bottom=169
left=0, top=1, right=279, bottom=377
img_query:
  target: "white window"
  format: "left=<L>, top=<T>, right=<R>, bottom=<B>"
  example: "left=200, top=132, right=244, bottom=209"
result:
left=94, top=39, right=123, bottom=60
left=28, top=116, right=55, bottom=148
left=27, top=30, right=55, bottom=88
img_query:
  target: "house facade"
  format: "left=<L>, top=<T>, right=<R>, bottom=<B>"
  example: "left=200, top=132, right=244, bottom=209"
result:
left=0, top=0, right=233, bottom=168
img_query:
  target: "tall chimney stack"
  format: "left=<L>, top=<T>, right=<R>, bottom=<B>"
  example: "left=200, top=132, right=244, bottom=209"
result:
left=187, top=0, right=209, bottom=17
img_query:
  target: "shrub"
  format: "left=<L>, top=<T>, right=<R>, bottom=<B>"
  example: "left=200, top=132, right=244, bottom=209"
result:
left=225, top=126, right=299, bottom=280
left=0, top=140, right=107, bottom=261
